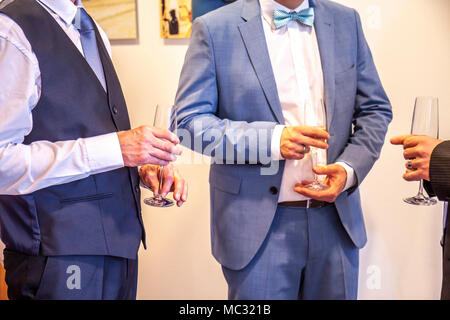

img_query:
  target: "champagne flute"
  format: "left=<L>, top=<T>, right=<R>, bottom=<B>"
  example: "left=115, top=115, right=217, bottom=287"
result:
left=403, top=97, right=439, bottom=206
left=144, top=105, right=178, bottom=208
left=304, top=99, right=329, bottom=191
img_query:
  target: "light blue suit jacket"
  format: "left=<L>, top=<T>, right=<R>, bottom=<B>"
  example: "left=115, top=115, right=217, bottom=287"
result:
left=175, top=0, right=392, bottom=270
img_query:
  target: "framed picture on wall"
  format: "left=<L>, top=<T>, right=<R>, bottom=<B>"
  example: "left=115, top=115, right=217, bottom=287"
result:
left=160, top=0, right=192, bottom=39
left=192, top=0, right=236, bottom=20
left=83, top=0, right=138, bottom=40
left=0, top=0, right=14, bottom=8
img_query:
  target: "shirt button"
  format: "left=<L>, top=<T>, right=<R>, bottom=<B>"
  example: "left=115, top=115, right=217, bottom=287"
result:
left=269, top=187, right=278, bottom=195
left=112, top=105, right=118, bottom=115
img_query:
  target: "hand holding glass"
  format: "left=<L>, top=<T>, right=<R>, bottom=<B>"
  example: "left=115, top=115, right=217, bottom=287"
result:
left=144, top=105, right=178, bottom=208
left=403, top=97, right=439, bottom=206
left=304, top=100, right=329, bottom=191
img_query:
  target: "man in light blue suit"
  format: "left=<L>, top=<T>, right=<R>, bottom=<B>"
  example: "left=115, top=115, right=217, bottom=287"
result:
left=175, top=0, right=392, bottom=299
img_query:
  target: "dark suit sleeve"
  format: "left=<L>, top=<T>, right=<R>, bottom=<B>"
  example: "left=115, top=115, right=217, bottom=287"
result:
left=423, top=180, right=436, bottom=197
left=429, top=141, right=450, bottom=202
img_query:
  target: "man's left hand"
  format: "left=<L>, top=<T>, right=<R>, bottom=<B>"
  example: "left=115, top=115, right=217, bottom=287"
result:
left=294, top=164, right=348, bottom=203
left=139, top=164, right=188, bottom=207
left=391, top=135, right=443, bottom=181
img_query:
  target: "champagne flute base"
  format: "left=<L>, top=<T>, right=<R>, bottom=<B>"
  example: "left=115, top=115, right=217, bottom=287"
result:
left=304, top=182, right=329, bottom=191
left=403, top=195, right=437, bottom=206
left=144, top=196, right=174, bottom=207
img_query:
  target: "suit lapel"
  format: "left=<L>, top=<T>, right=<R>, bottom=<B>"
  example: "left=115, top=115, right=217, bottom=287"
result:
left=311, top=0, right=335, bottom=130
left=238, top=0, right=285, bottom=124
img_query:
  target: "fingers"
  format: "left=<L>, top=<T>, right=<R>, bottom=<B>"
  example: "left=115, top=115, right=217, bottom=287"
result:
left=402, top=158, right=429, bottom=181
left=289, top=132, right=328, bottom=150
left=172, top=167, right=188, bottom=207
left=403, top=147, right=423, bottom=160
left=151, top=127, right=180, bottom=144
left=404, top=158, right=425, bottom=170
left=139, top=165, right=161, bottom=195
left=145, top=154, right=170, bottom=167
left=173, top=177, right=188, bottom=207
left=296, top=127, right=330, bottom=140
left=147, top=147, right=176, bottom=163
left=172, top=172, right=183, bottom=201
left=293, top=183, right=340, bottom=203
left=160, top=165, right=175, bottom=197
left=403, top=169, right=423, bottom=182
left=390, top=135, right=411, bottom=145
left=402, top=136, right=422, bottom=148
left=151, top=136, right=182, bottom=155
left=144, top=127, right=182, bottom=163
left=288, top=127, right=329, bottom=149
left=180, top=181, right=188, bottom=205
left=293, top=144, right=310, bottom=154
left=282, top=144, right=309, bottom=160
left=143, top=164, right=188, bottom=207
left=391, top=135, right=425, bottom=150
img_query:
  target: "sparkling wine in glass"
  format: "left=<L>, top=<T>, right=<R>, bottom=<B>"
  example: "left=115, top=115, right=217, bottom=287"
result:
left=144, top=105, right=178, bottom=208
left=403, top=97, right=439, bottom=206
left=304, top=99, right=329, bottom=191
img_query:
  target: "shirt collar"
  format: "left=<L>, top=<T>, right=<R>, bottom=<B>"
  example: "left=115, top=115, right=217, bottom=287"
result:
left=260, top=0, right=310, bottom=29
left=37, top=0, right=83, bottom=26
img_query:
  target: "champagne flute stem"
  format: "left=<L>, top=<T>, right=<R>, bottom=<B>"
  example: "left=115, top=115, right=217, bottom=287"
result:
left=313, top=175, right=320, bottom=184
left=157, top=165, right=164, bottom=200
left=311, top=148, right=319, bottom=183
left=417, top=179, right=425, bottom=197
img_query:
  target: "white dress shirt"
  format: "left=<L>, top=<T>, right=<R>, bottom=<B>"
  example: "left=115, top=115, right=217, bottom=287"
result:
left=0, top=0, right=124, bottom=195
left=260, top=0, right=356, bottom=202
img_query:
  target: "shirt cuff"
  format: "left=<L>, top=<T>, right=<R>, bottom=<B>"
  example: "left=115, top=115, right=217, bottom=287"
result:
left=336, top=161, right=356, bottom=192
left=271, top=125, right=285, bottom=161
left=83, top=133, right=124, bottom=174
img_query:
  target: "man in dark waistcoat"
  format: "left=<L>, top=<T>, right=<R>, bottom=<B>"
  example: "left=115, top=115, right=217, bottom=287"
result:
left=0, top=0, right=187, bottom=299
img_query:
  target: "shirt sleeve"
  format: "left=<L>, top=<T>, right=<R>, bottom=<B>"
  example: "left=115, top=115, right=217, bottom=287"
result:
left=0, top=15, right=124, bottom=196
left=336, top=161, right=357, bottom=192
left=270, top=124, right=286, bottom=161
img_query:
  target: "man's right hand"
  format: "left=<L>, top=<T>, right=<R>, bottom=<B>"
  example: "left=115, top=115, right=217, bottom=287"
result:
left=280, top=126, right=329, bottom=160
left=117, top=126, right=182, bottom=167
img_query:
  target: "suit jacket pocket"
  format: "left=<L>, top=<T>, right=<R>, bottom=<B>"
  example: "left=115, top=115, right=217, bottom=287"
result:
left=335, top=64, right=356, bottom=83
left=60, top=193, right=114, bottom=204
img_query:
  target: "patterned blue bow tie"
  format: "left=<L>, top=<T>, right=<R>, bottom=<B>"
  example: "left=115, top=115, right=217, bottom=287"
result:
left=273, top=7, right=315, bottom=29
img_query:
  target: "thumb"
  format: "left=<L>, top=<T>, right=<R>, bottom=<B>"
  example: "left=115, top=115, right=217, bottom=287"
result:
left=312, top=165, right=333, bottom=175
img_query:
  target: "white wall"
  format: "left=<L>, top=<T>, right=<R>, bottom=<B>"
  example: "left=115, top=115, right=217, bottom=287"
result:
left=1, top=0, right=449, bottom=300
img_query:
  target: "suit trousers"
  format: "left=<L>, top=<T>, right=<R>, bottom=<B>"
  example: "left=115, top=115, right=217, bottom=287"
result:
left=222, top=205, right=359, bottom=300
left=3, top=250, right=138, bottom=300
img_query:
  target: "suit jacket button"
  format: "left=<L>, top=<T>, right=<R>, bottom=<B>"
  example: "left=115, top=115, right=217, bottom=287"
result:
left=270, top=186, right=278, bottom=195
left=135, top=185, right=140, bottom=193
left=112, top=105, right=118, bottom=114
